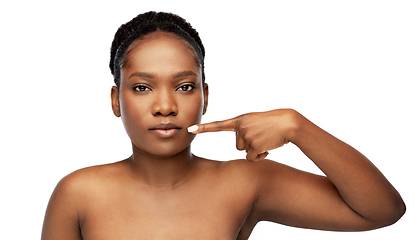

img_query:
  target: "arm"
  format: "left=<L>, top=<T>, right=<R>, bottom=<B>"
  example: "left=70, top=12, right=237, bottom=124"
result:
left=285, top=109, right=405, bottom=228
left=189, top=109, right=405, bottom=231
left=41, top=174, right=83, bottom=240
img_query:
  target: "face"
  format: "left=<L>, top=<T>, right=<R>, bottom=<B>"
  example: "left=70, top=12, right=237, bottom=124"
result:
left=111, top=32, right=208, bottom=158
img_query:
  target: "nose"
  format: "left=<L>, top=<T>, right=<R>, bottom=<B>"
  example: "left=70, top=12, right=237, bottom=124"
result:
left=151, top=90, right=178, bottom=116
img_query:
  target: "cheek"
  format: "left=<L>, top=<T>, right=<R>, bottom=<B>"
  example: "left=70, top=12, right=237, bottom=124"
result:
left=119, top=94, right=148, bottom=133
left=180, top=94, right=204, bottom=124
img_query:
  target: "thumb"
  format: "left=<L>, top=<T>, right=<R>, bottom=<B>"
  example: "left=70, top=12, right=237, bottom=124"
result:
left=246, top=150, right=269, bottom=162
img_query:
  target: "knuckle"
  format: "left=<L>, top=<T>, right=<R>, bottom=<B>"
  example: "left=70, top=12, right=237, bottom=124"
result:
left=238, top=122, right=249, bottom=130
left=198, top=124, right=206, bottom=131
left=214, top=121, right=222, bottom=128
left=236, top=144, right=245, bottom=150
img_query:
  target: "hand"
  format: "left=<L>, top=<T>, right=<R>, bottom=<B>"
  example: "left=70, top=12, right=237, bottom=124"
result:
left=188, top=109, right=299, bottom=161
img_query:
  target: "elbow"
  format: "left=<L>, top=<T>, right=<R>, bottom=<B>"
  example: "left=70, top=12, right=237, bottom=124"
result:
left=385, top=198, right=406, bottom=227
left=370, top=197, right=406, bottom=229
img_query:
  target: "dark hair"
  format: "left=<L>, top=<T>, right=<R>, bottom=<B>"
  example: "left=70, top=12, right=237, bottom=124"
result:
left=109, top=11, right=205, bottom=87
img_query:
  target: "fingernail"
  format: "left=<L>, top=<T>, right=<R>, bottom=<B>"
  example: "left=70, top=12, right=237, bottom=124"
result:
left=187, top=125, right=199, bottom=133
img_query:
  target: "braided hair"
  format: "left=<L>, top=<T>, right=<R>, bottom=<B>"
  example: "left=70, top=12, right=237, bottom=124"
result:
left=110, top=11, right=205, bottom=87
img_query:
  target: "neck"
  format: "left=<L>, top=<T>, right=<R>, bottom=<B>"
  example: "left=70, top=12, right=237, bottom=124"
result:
left=127, top=144, right=196, bottom=189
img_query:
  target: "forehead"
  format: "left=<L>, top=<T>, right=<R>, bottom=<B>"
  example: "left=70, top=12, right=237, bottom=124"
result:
left=121, top=32, right=201, bottom=79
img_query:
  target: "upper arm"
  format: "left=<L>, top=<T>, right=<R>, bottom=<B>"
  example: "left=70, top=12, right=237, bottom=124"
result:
left=252, top=160, right=377, bottom=231
left=41, top=173, right=84, bottom=240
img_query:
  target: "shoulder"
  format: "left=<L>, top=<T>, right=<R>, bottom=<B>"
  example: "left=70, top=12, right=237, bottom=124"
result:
left=215, top=158, right=290, bottom=176
left=214, top=158, right=319, bottom=195
left=59, top=161, right=121, bottom=185
left=51, top=161, right=128, bottom=206
left=65, top=160, right=127, bottom=182
left=200, top=158, right=294, bottom=188
left=42, top=161, right=127, bottom=239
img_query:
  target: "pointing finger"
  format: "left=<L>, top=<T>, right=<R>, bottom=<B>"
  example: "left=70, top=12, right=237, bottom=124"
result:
left=187, top=118, right=238, bottom=134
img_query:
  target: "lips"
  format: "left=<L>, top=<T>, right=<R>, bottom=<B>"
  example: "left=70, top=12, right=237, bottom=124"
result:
left=149, top=123, right=182, bottom=138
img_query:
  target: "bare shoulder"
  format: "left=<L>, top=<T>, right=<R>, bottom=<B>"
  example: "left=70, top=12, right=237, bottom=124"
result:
left=59, top=160, right=127, bottom=188
left=223, top=158, right=326, bottom=192
left=49, top=160, right=129, bottom=213
left=212, top=158, right=298, bottom=179
left=212, top=158, right=327, bottom=208
left=70, top=160, right=128, bottom=180
left=42, top=161, right=128, bottom=240
left=197, top=157, right=301, bottom=191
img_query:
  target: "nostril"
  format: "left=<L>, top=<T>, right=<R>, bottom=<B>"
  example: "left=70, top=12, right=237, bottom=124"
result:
left=155, top=111, right=177, bottom=116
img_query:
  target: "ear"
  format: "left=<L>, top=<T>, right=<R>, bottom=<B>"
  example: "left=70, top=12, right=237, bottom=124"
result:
left=111, top=86, right=121, bottom=117
left=203, top=83, right=209, bottom=115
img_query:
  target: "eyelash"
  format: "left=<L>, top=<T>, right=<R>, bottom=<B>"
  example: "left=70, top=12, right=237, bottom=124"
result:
left=176, top=84, right=196, bottom=92
left=133, top=85, right=151, bottom=92
left=133, top=84, right=196, bottom=92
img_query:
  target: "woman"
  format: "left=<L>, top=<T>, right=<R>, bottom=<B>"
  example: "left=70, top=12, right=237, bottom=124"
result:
left=41, top=11, right=405, bottom=240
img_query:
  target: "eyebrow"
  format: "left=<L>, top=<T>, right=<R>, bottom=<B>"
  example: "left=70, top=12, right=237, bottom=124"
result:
left=128, top=71, right=198, bottom=80
left=173, top=71, right=198, bottom=79
left=128, top=72, right=155, bottom=79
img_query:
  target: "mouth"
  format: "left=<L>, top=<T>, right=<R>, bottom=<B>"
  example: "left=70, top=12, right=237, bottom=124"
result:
left=149, top=123, right=182, bottom=138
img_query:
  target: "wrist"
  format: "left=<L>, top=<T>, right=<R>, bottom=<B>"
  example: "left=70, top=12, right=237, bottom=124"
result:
left=283, top=109, right=306, bottom=144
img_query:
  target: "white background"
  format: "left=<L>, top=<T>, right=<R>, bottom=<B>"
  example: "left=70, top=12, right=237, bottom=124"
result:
left=0, top=0, right=413, bottom=239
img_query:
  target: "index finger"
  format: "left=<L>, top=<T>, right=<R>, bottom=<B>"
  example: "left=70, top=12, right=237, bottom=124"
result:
left=187, top=118, right=237, bottom=134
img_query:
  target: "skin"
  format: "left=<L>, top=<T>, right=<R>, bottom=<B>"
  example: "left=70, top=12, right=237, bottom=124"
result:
left=41, top=32, right=405, bottom=240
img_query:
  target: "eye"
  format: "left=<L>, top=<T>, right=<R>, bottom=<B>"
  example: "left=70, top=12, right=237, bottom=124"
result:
left=177, top=84, right=195, bottom=92
left=133, top=85, right=151, bottom=92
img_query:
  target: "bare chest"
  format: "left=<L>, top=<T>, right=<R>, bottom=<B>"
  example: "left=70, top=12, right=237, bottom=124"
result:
left=79, top=180, right=254, bottom=240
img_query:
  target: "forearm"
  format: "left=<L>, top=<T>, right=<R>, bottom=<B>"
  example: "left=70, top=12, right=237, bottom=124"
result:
left=288, top=110, right=405, bottom=225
